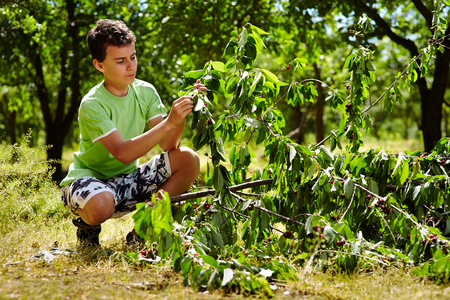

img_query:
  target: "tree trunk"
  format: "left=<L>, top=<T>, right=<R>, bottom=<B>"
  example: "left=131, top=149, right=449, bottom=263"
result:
left=421, top=34, right=450, bottom=151
left=354, top=1, right=450, bottom=151
left=0, top=94, right=17, bottom=144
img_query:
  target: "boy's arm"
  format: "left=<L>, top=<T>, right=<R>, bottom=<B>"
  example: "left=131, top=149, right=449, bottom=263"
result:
left=148, top=117, right=184, bottom=152
left=100, top=96, right=194, bottom=165
left=150, top=80, right=207, bottom=152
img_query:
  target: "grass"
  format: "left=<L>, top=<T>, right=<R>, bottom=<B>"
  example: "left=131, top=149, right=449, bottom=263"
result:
left=1, top=138, right=449, bottom=299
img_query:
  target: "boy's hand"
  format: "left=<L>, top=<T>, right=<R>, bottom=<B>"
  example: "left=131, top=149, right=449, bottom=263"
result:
left=193, top=79, right=207, bottom=93
left=166, top=80, right=207, bottom=129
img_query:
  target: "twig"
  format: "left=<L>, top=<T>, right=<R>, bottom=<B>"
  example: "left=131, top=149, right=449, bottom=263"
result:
left=221, top=191, right=247, bottom=225
left=254, top=205, right=305, bottom=226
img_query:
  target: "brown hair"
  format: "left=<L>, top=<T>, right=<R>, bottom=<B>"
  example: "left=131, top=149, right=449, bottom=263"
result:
left=87, top=19, right=136, bottom=62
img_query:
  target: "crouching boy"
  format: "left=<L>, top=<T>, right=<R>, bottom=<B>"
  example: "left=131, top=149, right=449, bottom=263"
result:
left=60, top=19, right=204, bottom=247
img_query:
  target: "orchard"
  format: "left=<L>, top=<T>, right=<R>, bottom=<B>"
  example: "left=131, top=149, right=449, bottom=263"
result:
left=125, top=12, right=450, bottom=296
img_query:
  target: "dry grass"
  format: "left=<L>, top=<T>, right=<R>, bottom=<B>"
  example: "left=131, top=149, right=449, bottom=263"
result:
left=2, top=213, right=450, bottom=300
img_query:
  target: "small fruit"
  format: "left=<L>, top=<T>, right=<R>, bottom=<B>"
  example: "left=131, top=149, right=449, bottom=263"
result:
left=247, top=205, right=254, bottom=211
left=286, top=66, right=291, bottom=70
left=336, top=239, right=346, bottom=246
left=283, top=231, right=292, bottom=238
left=366, top=195, right=372, bottom=200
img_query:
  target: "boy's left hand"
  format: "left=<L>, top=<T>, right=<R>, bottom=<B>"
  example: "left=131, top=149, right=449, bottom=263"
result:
left=193, top=80, right=207, bottom=93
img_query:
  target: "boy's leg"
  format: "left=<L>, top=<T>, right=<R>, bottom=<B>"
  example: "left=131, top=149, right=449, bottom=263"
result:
left=157, top=146, right=200, bottom=197
left=61, top=177, right=116, bottom=247
left=76, top=191, right=116, bottom=225
left=73, top=192, right=115, bottom=247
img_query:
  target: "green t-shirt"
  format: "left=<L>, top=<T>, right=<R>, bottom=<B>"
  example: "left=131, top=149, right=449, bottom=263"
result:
left=60, top=79, right=167, bottom=186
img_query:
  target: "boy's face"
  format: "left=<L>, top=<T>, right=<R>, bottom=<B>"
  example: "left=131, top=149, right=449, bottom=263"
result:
left=93, top=42, right=137, bottom=96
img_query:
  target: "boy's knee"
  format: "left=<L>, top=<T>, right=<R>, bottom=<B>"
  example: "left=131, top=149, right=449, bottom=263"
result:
left=170, top=147, right=200, bottom=175
left=78, top=192, right=115, bottom=225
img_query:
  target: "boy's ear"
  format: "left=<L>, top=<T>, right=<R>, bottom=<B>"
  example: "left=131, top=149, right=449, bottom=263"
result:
left=93, top=59, right=104, bottom=73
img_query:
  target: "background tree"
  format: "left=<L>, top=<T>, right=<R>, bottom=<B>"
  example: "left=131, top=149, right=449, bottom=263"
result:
left=1, top=0, right=448, bottom=181
left=283, top=0, right=450, bottom=151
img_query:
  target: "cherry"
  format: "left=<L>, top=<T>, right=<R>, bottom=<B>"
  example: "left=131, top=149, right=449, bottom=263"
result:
left=366, top=195, right=372, bottom=200
left=247, top=205, right=254, bottom=211
left=336, top=239, right=346, bottom=246
left=286, top=66, right=291, bottom=70
left=283, top=231, right=292, bottom=238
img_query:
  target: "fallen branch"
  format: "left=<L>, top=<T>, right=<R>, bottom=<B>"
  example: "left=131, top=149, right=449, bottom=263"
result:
left=170, top=178, right=274, bottom=203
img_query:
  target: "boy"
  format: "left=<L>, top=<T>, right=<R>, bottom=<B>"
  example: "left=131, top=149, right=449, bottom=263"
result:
left=60, top=19, right=205, bottom=247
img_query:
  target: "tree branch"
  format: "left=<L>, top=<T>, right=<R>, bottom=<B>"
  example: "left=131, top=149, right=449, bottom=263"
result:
left=170, top=178, right=274, bottom=203
left=411, top=0, right=433, bottom=31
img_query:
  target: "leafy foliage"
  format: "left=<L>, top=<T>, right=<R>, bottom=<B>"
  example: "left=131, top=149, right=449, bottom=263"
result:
left=125, top=9, right=450, bottom=295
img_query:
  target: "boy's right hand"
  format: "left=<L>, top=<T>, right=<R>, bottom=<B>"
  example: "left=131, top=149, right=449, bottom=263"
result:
left=166, top=80, right=207, bottom=129
left=166, top=95, right=194, bottom=129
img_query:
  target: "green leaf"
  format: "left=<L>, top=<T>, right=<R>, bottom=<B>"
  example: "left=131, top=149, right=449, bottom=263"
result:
left=211, top=61, right=225, bottom=72
left=150, top=192, right=174, bottom=237
left=344, top=178, right=354, bottom=199
left=323, top=225, right=335, bottom=242
left=193, top=96, right=204, bottom=112
left=248, top=70, right=262, bottom=97
left=222, top=268, right=234, bottom=286
left=399, top=160, right=410, bottom=185
left=249, top=24, right=269, bottom=36
left=260, top=69, right=279, bottom=83
left=289, top=145, right=297, bottom=163
left=201, top=255, right=219, bottom=268
left=238, top=28, right=248, bottom=52
left=391, top=153, right=404, bottom=177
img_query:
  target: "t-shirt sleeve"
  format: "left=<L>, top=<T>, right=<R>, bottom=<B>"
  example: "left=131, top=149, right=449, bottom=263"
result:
left=79, top=100, right=116, bottom=143
left=144, top=84, right=167, bottom=121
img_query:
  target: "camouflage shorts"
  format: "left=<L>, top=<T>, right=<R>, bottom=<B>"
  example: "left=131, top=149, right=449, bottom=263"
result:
left=61, top=152, right=171, bottom=218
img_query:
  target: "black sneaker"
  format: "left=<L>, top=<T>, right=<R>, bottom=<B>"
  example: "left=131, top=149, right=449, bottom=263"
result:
left=126, top=228, right=145, bottom=248
left=72, top=217, right=101, bottom=247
